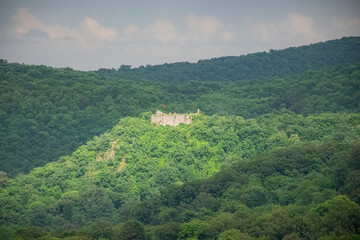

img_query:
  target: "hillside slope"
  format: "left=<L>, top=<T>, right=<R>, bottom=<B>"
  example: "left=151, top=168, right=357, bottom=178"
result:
left=125, top=141, right=360, bottom=240
left=97, top=36, right=360, bottom=82
left=0, top=112, right=359, bottom=239
left=1, top=59, right=360, bottom=177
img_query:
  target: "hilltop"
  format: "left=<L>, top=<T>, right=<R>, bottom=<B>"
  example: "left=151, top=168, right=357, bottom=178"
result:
left=0, top=112, right=359, bottom=239
left=1, top=37, right=360, bottom=176
left=0, top=36, right=360, bottom=239
left=97, top=36, right=360, bottom=82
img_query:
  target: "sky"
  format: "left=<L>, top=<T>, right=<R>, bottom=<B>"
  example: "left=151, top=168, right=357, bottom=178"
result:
left=0, top=0, right=359, bottom=71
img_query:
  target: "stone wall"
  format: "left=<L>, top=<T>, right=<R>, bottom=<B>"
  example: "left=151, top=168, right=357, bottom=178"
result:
left=151, top=109, right=199, bottom=126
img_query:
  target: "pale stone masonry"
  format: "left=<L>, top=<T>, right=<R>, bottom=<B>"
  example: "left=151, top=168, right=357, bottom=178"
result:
left=151, top=109, right=200, bottom=126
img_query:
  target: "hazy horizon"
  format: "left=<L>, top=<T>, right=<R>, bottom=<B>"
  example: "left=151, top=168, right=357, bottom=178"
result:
left=1, top=0, right=359, bottom=71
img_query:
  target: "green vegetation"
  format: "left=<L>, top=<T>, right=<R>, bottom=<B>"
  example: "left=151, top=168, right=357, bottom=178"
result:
left=0, top=61, right=165, bottom=176
left=97, top=37, right=360, bottom=82
left=0, top=37, right=360, bottom=239
left=0, top=112, right=359, bottom=239
left=1, top=38, right=360, bottom=176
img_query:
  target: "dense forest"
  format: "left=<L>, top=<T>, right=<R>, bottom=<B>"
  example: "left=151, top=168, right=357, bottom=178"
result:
left=0, top=112, right=359, bottom=239
left=1, top=37, right=360, bottom=177
left=97, top=37, right=360, bottom=82
left=0, top=37, right=360, bottom=239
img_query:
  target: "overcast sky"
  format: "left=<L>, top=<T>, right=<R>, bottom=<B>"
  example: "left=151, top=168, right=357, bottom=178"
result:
left=0, top=0, right=359, bottom=71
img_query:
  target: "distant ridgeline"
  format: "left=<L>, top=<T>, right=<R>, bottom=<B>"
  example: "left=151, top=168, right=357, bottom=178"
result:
left=151, top=109, right=200, bottom=126
left=97, top=36, right=360, bottom=82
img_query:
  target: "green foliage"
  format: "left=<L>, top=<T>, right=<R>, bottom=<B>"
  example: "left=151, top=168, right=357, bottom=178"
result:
left=15, top=226, right=48, bottom=239
left=0, top=61, right=165, bottom=177
left=115, top=139, right=358, bottom=240
left=178, top=219, right=207, bottom=240
left=1, top=37, right=360, bottom=177
left=0, top=37, right=360, bottom=239
left=114, top=220, right=148, bottom=240
left=82, top=186, right=113, bottom=219
left=0, top=171, right=8, bottom=188
left=218, top=229, right=254, bottom=240
left=97, top=37, right=360, bottom=82
left=313, top=195, right=360, bottom=237
left=88, top=219, right=113, bottom=240
left=0, top=111, right=358, bottom=239
left=150, top=221, right=180, bottom=240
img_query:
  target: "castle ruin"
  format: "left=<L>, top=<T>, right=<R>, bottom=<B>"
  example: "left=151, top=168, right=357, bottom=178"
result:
left=151, top=109, right=200, bottom=126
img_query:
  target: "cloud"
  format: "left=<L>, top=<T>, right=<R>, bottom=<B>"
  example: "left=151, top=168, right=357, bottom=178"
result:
left=123, top=19, right=181, bottom=44
left=253, top=22, right=279, bottom=42
left=220, top=31, right=235, bottom=42
left=187, top=13, right=223, bottom=35
left=13, top=7, right=43, bottom=35
left=186, top=13, right=235, bottom=42
left=144, top=19, right=179, bottom=43
left=81, top=17, right=117, bottom=41
left=13, top=8, right=234, bottom=48
left=123, top=24, right=140, bottom=36
left=12, top=7, right=117, bottom=43
left=8, top=7, right=236, bottom=68
left=119, top=14, right=236, bottom=67
left=285, top=13, right=323, bottom=40
left=253, top=13, right=324, bottom=43
left=45, top=25, right=79, bottom=40
left=121, top=13, right=235, bottom=45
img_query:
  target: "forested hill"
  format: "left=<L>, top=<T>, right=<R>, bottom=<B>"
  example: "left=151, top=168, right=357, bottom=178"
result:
left=0, top=36, right=360, bottom=239
left=97, top=36, right=360, bottom=82
left=1, top=60, right=360, bottom=177
left=0, top=112, right=359, bottom=239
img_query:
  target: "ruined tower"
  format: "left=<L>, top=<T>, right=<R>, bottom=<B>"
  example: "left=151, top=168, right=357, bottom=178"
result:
left=151, top=109, right=200, bottom=126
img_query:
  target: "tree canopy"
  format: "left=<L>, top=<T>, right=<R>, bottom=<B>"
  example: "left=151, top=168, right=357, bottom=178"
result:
left=0, top=37, right=360, bottom=239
